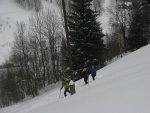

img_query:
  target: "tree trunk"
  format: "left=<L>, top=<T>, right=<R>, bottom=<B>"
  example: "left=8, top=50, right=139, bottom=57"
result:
left=62, top=0, right=76, bottom=94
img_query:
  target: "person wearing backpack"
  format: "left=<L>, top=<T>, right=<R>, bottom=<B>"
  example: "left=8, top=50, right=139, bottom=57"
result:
left=60, top=79, right=70, bottom=97
left=82, top=67, right=90, bottom=84
left=90, top=65, right=97, bottom=80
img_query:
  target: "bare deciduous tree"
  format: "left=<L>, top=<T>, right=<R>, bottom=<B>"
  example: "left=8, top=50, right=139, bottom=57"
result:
left=42, top=9, right=63, bottom=83
left=107, top=0, right=132, bottom=54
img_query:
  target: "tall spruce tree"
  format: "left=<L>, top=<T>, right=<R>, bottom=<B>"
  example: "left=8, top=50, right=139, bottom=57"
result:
left=68, top=0, right=105, bottom=71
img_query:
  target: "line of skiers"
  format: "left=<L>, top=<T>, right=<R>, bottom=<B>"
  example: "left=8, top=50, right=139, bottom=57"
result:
left=60, top=65, right=97, bottom=97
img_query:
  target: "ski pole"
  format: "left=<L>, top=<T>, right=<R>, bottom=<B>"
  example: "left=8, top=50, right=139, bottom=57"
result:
left=59, top=90, right=61, bottom=98
left=79, top=74, right=82, bottom=86
left=96, top=76, right=98, bottom=79
left=25, top=97, right=30, bottom=107
left=87, top=75, right=90, bottom=89
left=79, top=78, right=81, bottom=86
left=88, top=82, right=90, bottom=89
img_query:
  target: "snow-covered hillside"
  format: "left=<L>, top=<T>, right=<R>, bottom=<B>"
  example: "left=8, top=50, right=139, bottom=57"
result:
left=0, top=0, right=33, bottom=64
left=0, top=0, right=59, bottom=64
left=1, top=43, right=150, bottom=113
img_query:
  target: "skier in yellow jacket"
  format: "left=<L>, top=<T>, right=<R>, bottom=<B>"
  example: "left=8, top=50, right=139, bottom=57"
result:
left=60, top=79, right=70, bottom=96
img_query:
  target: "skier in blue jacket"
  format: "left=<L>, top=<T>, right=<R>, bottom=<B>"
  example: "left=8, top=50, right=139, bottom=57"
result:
left=90, top=65, right=96, bottom=80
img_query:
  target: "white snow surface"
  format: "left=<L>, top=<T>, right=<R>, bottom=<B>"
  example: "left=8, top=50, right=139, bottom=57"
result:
left=0, top=0, right=34, bottom=64
left=0, top=0, right=60, bottom=65
left=1, top=44, right=150, bottom=113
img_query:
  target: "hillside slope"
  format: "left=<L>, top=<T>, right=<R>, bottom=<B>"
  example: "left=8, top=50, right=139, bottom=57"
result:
left=1, top=43, right=150, bottom=113
left=0, top=0, right=34, bottom=64
left=0, top=0, right=59, bottom=64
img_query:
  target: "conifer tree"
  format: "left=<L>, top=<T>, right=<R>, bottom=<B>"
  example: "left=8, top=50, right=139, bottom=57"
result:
left=68, top=0, right=105, bottom=71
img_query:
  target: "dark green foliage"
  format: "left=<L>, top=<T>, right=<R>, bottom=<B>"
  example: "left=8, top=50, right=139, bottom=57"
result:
left=68, top=0, right=105, bottom=71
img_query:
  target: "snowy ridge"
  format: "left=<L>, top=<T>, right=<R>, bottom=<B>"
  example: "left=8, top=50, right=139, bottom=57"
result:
left=1, top=44, right=150, bottom=113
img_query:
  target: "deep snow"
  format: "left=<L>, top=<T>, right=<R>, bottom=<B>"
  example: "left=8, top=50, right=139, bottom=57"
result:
left=1, top=44, right=150, bottom=113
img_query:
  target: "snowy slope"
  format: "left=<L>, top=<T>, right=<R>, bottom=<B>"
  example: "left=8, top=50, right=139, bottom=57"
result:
left=0, top=0, right=60, bottom=65
left=1, top=44, right=150, bottom=113
left=0, top=0, right=34, bottom=64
